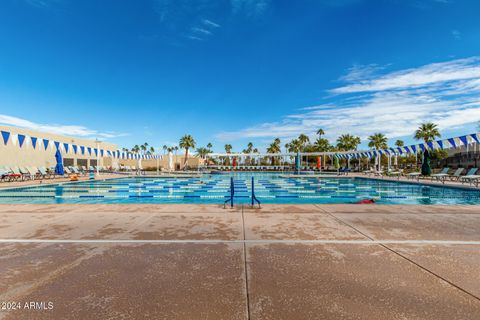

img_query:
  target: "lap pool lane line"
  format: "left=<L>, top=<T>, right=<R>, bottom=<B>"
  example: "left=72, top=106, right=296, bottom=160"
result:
left=315, top=204, right=480, bottom=303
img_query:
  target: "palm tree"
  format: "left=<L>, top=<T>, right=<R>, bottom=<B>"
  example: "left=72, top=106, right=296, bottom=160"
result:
left=368, top=133, right=388, bottom=170
left=179, top=135, right=196, bottom=169
left=206, top=142, right=213, bottom=151
left=196, top=147, right=209, bottom=159
left=162, top=145, right=167, bottom=154
left=314, top=138, right=331, bottom=152
left=132, top=145, right=140, bottom=153
left=246, top=142, right=253, bottom=153
left=336, top=134, right=361, bottom=151
left=395, top=140, right=404, bottom=147
left=368, top=133, right=388, bottom=150
left=316, top=129, right=325, bottom=138
left=267, top=139, right=281, bottom=165
left=224, top=144, right=233, bottom=165
left=140, top=142, right=148, bottom=154
left=298, top=134, right=310, bottom=150
left=414, top=122, right=441, bottom=143
left=149, top=146, right=155, bottom=154
left=286, top=139, right=303, bottom=153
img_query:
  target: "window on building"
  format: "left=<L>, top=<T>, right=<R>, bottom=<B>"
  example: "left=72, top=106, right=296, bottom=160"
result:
left=77, top=159, right=88, bottom=168
left=63, top=158, right=74, bottom=167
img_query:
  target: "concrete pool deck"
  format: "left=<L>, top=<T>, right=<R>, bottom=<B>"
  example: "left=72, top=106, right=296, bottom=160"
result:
left=0, top=204, right=479, bottom=319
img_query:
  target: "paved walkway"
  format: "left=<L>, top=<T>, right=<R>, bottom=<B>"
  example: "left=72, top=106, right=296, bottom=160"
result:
left=0, top=204, right=479, bottom=319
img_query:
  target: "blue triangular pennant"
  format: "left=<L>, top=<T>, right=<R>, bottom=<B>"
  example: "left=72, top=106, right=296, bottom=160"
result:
left=43, top=139, right=50, bottom=150
left=87, top=147, right=92, bottom=155
left=73, top=145, right=78, bottom=154
left=54, top=141, right=60, bottom=150
left=31, top=137, right=37, bottom=149
left=459, top=135, right=468, bottom=146
left=18, top=134, right=26, bottom=147
left=437, top=140, right=443, bottom=149
left=447, top=138, right=457, bottom=148
left=1, top=131, right=10, bottom=145
left=470, top=134, right=479, bottom=144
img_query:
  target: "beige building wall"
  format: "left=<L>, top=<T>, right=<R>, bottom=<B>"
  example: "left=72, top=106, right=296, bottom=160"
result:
left=0, top=125, right=204, bottom=170
left=0, top=125, right=118, bottom=169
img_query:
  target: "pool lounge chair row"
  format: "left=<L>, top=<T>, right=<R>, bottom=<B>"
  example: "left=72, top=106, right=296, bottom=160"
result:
left=407, top=167, right=480, bottom=186
left=0, top=165, right=114, bottom=182
left=0, top=166, right=55, bottom=181
left=362, top=167, right=480, bottom=187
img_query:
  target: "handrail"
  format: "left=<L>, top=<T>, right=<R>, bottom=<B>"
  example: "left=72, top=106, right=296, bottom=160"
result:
left=251, top=176, right=261, bottom=208
left=224, top=177, right=234, bottom=208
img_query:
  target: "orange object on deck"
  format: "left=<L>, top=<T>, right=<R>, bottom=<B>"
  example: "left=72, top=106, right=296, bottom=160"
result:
left=70, top=174, right=79, bottom=181
left=316, top=156, right=321, bottom=170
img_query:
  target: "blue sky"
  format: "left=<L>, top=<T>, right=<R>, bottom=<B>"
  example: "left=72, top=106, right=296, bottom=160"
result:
left=1, top=0, right=480, bottom=153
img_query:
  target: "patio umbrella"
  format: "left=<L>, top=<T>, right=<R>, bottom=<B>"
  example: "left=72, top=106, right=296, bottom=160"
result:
left=54, top=149, right=64, bottom=175
left=295, top=152, right=301, bottom=171
left=421, top=149, right=431, bottom=176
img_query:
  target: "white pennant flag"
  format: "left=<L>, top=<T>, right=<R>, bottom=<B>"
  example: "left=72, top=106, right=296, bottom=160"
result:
left=11, top=134, right=18, bottom=146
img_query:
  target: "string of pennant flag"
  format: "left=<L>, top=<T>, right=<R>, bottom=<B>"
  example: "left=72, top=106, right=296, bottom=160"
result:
left=332, top=132, right=480, bottom=159
left=1, top=129, right=479, bottom=161
left=0, top=130, right=162, bottom=160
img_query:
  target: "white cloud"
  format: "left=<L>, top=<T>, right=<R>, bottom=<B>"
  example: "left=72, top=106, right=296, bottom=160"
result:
left=332, top=57, right=480, bottom=94
left=202, top=19, right=220, bottom=28
left=231, top=0, right=270, bottom=17
left=451, top=29, right=461, bottom=40
left=0, top=114, right=128, bottom=139
left=191, top=27, right=212, bottom=35
left=186, top=35, right=203, bottom=41
left=217, top=57, right=480, bottom=144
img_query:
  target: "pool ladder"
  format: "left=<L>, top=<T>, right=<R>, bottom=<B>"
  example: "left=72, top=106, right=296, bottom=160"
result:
left=224, top=177, right=235, bottom=208
left=224, top=177, right=261, bottom=208
left=251, top=176, right=261, bottom=208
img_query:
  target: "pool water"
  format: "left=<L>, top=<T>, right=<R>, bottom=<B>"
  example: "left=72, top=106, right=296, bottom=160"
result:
left=0, top=173, right=479, bottom=205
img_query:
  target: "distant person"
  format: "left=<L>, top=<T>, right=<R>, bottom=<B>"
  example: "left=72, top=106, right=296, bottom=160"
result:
left=356, top=198, right=376, bottom=204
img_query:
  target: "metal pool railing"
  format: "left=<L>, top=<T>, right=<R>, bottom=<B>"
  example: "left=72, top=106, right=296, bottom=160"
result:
left=251, top=176, right=261, bottom=208
left=224, top=177, right=234, bottom=208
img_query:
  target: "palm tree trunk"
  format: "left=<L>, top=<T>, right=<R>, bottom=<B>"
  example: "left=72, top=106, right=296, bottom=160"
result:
left=183, top=149, right=189, bottom=169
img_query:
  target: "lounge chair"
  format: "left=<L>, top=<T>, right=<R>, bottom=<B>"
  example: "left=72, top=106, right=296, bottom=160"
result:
left=26, top=166, right=40, bottom=180
left=448, top=168, right=464, bottom=181
left=4, top=167, right=21, bottom=181
left=19, top=167, right=33, bottom=180
left=460, top=168, right=479, bottom=186
left=37, top=166, right=51, bottom=179
left=0, top=168, right=10, bottom=182
left=386, top=169, right=403, bottom=179
left=406, top=171, right=421, bottom=181
left=363, top=168, right=374, bottom=175
left=431, top=167, right=450, bottom=182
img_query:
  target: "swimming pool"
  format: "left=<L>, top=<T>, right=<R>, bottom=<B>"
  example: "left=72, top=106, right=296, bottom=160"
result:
left=0, top=173, right=479, bottom=205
